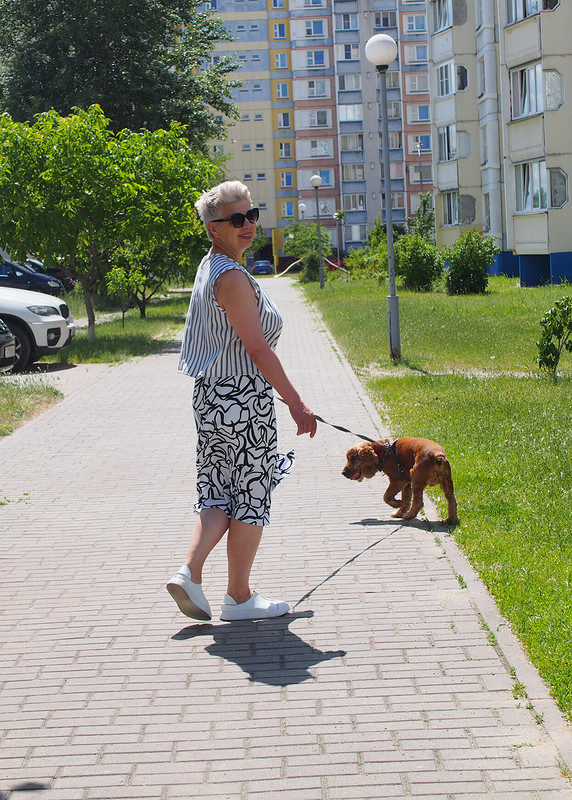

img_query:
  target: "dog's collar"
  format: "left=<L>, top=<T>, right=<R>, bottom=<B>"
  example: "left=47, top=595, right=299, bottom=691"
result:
left=378, top=440, right=406, bottom=475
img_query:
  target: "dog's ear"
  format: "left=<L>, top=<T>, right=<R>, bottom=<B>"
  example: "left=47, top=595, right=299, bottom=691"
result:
left=359, top=443, right=379, bottom=479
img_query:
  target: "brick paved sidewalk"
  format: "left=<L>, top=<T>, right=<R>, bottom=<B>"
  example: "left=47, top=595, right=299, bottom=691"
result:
left=1, top=276, right=571, bottom=800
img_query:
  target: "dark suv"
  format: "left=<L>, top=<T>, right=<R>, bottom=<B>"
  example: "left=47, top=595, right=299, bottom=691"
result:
left=0, top=260, right=64, bottom=296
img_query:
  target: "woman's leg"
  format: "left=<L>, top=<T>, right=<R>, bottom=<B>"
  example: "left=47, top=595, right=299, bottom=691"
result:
left=185, top=507, right=230, bottom=583
left=226, top=519, right=263, bottom=604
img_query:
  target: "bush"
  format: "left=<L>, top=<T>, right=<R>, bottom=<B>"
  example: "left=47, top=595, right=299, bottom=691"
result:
left=536, top=295, right=572, bottom=377
left=445, top=231, right=499, bottom=295
left=300, top=252, right=320, bottom=283
left=395, top=233, right=443, bottom=291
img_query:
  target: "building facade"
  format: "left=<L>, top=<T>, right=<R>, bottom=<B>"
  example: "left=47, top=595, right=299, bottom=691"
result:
left=429, top=0, right=572, bottom=284
left=208, top=0, right=433, bottom=262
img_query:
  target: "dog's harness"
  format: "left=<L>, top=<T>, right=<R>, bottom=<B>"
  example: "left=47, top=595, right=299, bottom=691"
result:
left=378, top=440, right=407, bottom=475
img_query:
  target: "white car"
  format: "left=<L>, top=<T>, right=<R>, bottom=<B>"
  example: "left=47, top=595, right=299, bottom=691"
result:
left=0, top=287, right=76, bottom=372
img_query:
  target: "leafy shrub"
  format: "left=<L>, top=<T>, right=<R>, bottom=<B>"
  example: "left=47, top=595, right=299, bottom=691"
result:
left=445, top=231, right=499, bottom=295
left=536, top=296, right=572, bottom=377
left=395, top=233, right=443, bottom=291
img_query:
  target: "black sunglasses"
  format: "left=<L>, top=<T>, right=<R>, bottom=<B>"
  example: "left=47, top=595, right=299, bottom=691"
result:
left=212, top=207, right=259, bottom=228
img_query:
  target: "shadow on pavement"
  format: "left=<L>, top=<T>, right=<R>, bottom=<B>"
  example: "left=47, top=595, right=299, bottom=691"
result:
left=172, top=611, right=346, bottom=686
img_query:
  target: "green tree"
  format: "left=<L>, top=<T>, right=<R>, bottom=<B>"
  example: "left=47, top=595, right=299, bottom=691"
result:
left=283, top=222, right=331, bottom=283
left=536, top=296, right=572, bottom=377
left=0, top=106, right=216, bottom=340
left=408, top=192, right=435, bottom=241
left=395, top=234, right=443, bottom=291
left=0, top=0, right=239, bottom=150
left=445, top=230, right=499, bottom=295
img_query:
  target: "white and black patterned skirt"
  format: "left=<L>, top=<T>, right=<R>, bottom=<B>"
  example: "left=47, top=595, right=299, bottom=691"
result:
left=193, top=375, right=294, bottom=526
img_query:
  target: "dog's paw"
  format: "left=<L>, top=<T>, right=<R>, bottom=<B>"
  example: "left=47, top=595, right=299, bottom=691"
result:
left=391, top=510, right=404, bottom=518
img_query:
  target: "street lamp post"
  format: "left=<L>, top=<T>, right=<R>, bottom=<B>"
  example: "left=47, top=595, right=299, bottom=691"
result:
left=298, top=202, right=306, bottom=220
left=417, top=139, right=423, bottom=195
left=310, top=174, right=324, bottom=288
left=365, top=33, right=401, bottom=361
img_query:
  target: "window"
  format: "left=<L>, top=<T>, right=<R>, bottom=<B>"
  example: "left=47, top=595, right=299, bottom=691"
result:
left=280, top=172, right=293, bottom=188
left=340, top=13, right=358, bottom=30
left=345, top=224, right=367, bottom=242
left=307, top=50, right=326, bottom=68
left=244, top=173, right=252, bottom=181
left=276, top=82, right=289, bottom=99
left=282, top=201, right=294, bottom=218
left=515, top=160, right=548, bottom=211
left=477, top=58, right=486, bottom=96
left=405, top=44, right=427, bottom=63
left=507, top=0, right=539, bottom=24
left=309, top=110, right=328, bottom=127
left=306, top=20, right=324, bottom=36
left=406, top=73, right=428, bottom=93
left=279, top=142, right=292, bottom=158
left=386, top=71, right=400, bottom=89
left=338, top=104, right=363, bottom=122
left=391, top=192, right=405, bottom=209
left=511, top=64, right=543, bottom=119
left=319, top=169, right=331, bottom=186
left=255, top=143, right=264, bottom=151
left=375, top=11, right=397, bottom=28
left=412, top=163, right=432, bottom=184
left=438, top=62, right=454, bottom=97
left=380, top=101, right=401, bottom=119
left=238, top=54, right=247, bottom=62
left=342, top=164, right=365, bottom=181
left=257, top=173, right=266, bottom=180
left=457, top=65, right=468, bottom=91
left=342, top=44, right=360, bottom=60
left=433, top=0, right=452, bottom=31
left=409, top=104, right=430, bottom=123
left=338, top=74, right=361, bottom=91
left=241, top=114, right=250, bottom=122
left=251, top=53, right=260, bottom=62
left=273, top=0, right=285, bottom=6
left=273, top=22, right=286, bottom=38
left=442, top=191, right=460, bottom=225
left=213, top=144, right=224, bottom=154
left=405, top=14, right=426, bottom=32
left=250, top=24, right=259, bottom=31
left=278, top=112, right=291, bottom=128
left=308, top=79, right=327, bottom=97
left=304, top=0, right=323, bottom=5
left=236, top=25, right=245, bottom=32
left=310, top=139, right=330, bottom=156
left=381, top=131, right=403, bottom=149
left=253, top=83, right=262, bottom=91
left=343, top=194, right=366, bottom=211
left=254, top=114, right=263, bottom=121
left=242, top=144, right=251, bottom=151
left=549, top=168, right=568, bottom=208
left=341, top=133, right=364, bottom=151
left=438, top=124, right=457, bottom=161
left=275, top=53, right=288, bottom=69
left=412, top=134, right=431, bottom=152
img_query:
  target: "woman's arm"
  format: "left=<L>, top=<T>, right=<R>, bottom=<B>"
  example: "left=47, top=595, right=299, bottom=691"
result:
left=215, top=270, right=317, bottom=438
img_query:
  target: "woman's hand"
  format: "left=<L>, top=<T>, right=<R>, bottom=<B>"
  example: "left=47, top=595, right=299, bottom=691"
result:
left=288, top=399, right=317, bottom=438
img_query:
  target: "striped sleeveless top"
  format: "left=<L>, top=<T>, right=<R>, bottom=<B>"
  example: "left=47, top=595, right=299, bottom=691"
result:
left=178, top=252, right=283, bottom=378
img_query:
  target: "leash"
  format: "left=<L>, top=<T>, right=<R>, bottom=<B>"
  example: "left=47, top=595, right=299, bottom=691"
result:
left=277, top=397, right=378, bottom=443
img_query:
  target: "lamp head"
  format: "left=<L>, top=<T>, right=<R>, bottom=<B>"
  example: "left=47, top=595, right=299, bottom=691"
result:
left=310, top=174, right=323, bottom=189
left=298, top=203, right=306, bottom=213
left=365, top=34, right=398, bottom=70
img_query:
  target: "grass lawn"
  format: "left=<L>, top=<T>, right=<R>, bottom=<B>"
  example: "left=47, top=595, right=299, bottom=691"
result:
left=304, top=275, right=572, bottom=721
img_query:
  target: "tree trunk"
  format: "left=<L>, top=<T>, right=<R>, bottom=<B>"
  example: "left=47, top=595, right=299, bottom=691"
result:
left=83, top=285, right=97, bottom=343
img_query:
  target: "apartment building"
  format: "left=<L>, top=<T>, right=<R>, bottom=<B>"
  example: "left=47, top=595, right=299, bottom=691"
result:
left=208, top=0, right=433, bottom=261
left=429, top=0, right=571, bottom=284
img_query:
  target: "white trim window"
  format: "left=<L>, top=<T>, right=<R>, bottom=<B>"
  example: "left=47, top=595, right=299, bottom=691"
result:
left=408, top=104, right=430, bottom=123
left=405, top=14, right=426, bottom=33
left=345, top=224, right=367, bottom=242
left=275, top=53, right=288, bottom=69
left=280, top=172, right=294, bottom=188
left=307, top=50, right=326, bottom=68
left=341, top=44, right=360, bottom=60
left=338, top=74, right=361, bottom=91
left=442, top=191, right=460, bottom=225
left=276, top=82, right=289, bottom=99
left=343, top=194, right=366, bottom=211
left=438, top=124, right=457, bottom=161
left=338, top=104, right=363, bottom=122
left=282, top=201, right=294, bottom=218
left=379, top=101, right=401, bottom=119
left=391, top=192, right=405, bottom=210
left=438, top=61, right=454, bottom=97
left=433, top=0, right=452, bottom=31
left=511, top=63, right=543, bottom=119
left=341, top=133, right=364, bottom=151
left=309, top=110, right=328, bottom=127
left=310, top=139, right=331, bottom=157
left=515, top=160, right=548, bottom=211
left=340, top=13, right=358, bottom=30
left=406, top=73, right=428, bottom=93
left=279, top=141, right=292, bottom=159
left=278, top=112, right=291, bottom=129
left=342, top=164, right=365, bottom=181
left=306, top=19, right=324, bottom=37
left=507, top=0, right=540, bottom=24
left=404, top=44, right=427, bottom=64
left=375, top=10, right=397, bottom=28
left=308, top=79, right=327, bottom=97
left=273, top=22, right=286, bottom=39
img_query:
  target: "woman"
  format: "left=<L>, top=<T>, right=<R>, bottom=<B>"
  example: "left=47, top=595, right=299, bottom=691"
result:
left=167, top=180, right=317, bottom=622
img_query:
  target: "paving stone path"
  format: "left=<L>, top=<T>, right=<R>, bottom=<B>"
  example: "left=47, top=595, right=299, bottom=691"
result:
left=1, top=276, right=571, bottom=800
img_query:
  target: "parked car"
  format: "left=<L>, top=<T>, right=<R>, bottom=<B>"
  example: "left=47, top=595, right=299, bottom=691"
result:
left=0, top=316, right=17, bottom=372
left=0, top=287, right=76, bottom=372
left=25, top=258, right=76, bottom=293
left=0, top=259, right=64, bottom=296
left=252, top=260, right=273, bottom=275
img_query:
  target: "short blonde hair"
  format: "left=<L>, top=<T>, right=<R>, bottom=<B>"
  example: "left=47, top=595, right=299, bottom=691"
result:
left=195, top=180, right=252, bottom=225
